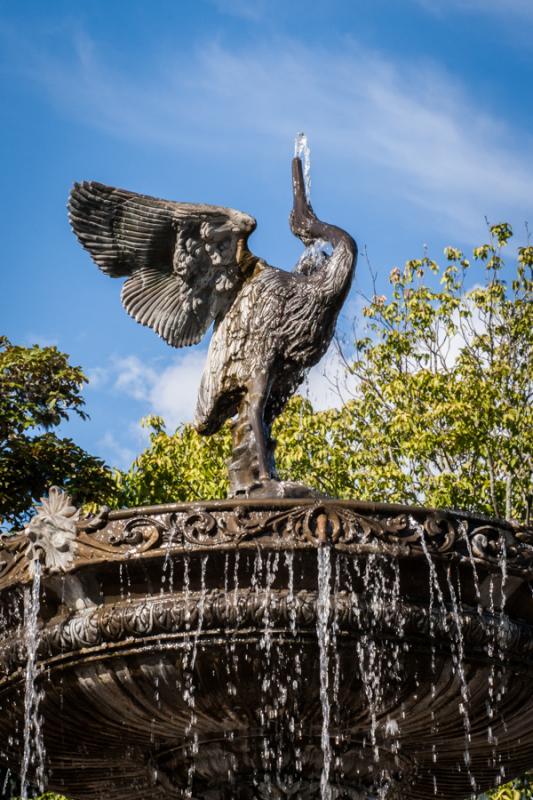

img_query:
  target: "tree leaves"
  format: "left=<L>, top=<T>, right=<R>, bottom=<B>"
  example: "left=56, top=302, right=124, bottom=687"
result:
left=0, top=338, right=114, bottom=530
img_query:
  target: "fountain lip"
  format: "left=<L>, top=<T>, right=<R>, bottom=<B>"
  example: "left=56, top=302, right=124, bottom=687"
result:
left=1, top=492, right=532, bottom=593
left=75, top=495, right=527, bottom=531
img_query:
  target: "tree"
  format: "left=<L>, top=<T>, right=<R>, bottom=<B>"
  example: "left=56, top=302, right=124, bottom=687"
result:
left=0, top=337, right=114, bottom=530
left=109, top=224, right=532, bottom=525
left=337, top=221, right=532, bottom=521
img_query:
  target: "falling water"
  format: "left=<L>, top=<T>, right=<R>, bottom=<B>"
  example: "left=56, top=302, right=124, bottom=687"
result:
left=21, top=559, right=45, bottom=798
left=316, top=545, right=332, bottom=800
left=184, top=555, right=208, bottom=800
left=191, top=556, right=208, bottom=673
left=183, top=555, right=191, bottom=638
left=260, top=552, right=279, bottom=668
left=418, top=529, right=477, bottom=786
left=357, top=556, right=383, bottom=761
left=331, top=556, right=341, bottom=723
left=227, top=551, right=241, bottom=695
left=461, top=522, right=482, bottom=614
left=284, top=551, right=296, bottom=636
left=445, top=565, right=476, bottom=794
left=283, top=549, right=303, bottom=774
left=2, top=769, right=11, bottom=796
left=161, top=526, right=177, bottom=594
left=497, top=534, right=508, bottom=656
left=417, top=529, right=448, bottom=627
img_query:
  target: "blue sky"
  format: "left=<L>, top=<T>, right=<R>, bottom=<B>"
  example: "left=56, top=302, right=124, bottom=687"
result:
left=2, top=0, right=533, bottom=469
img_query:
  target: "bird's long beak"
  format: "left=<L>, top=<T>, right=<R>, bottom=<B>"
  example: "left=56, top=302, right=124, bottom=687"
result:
left=292, top=156, right=307, bottom=206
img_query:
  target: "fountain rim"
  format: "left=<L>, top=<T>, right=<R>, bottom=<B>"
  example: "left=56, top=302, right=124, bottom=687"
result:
left=1, top=495, right=533, bottom=594
left=76, top=497, right=525, bottom=532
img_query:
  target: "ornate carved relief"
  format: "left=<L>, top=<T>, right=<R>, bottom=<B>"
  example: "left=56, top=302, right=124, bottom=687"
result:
left=1, top=588, right=532, bottom=677
left=1, top=497, right=532, bottom=591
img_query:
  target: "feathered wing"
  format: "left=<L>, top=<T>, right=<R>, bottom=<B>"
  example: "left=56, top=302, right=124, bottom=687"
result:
left=68, top=182, right=257, bottom=347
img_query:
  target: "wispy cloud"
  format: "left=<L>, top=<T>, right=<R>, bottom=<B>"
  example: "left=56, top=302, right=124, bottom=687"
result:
left=305, top=344, right=355, bottom=411
left=415, top=0, right=533, bottom=21
left=86, top=365, right=109, bottom=389
left=8, top=30, right=532, bottom=237
left=113, top=355, right=157, bottom=401
left=149, top=351, right=206, bottom=429
left=24, top=333, right=59, bottom=348
left=98, top=431, right=136, bottom=469
left=111, top=351, right=205, bottom=430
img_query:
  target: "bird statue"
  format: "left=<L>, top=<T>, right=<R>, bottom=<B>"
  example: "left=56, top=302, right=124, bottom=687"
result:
left=68, top=153, right=357, bottom=497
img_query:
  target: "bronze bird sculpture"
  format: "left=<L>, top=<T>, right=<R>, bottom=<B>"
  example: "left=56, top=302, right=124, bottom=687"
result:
left=68, top=156, right=357, bottom=497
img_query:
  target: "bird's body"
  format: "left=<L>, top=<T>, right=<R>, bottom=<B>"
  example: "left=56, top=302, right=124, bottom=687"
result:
left=68, top=157, right=357, bottom=496
left=196, top=239, right=354, bottom=436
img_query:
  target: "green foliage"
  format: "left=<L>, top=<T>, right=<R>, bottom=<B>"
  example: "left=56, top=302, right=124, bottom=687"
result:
left=484, top=772, right=533, bottom=799
left=110, top=414, right=232, bottom=507
left=0, top=337, right=114, bottom=529
left=108, top=224, right=532, bottom=523
left=14, top=795, right=68, bottom=800
left=352, top=223, right=532, bottom=520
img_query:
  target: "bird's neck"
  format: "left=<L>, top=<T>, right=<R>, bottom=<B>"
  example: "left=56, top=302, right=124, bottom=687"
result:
left=311, top=227, right=357, bottom=304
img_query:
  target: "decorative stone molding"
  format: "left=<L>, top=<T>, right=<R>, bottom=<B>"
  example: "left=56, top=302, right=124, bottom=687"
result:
left=1, top=588, right=532, bottom=678
left=1, top=498, right=533, bottom=590
left=1, top=496, right=533, bottom=800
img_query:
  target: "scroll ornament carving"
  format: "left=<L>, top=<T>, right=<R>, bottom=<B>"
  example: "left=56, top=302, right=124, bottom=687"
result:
left=174, top=505, right=533, bottom=574
left=1, top=497, right=533, bottom=589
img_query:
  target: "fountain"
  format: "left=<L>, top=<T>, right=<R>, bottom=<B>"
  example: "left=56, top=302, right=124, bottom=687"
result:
left=1, top=142, right=533, bottom=799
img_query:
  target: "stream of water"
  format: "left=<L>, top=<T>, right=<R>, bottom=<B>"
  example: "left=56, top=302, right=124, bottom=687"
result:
left=316, top=545, right=332, bottom=800
left=20, top=559, right=44, bottom=799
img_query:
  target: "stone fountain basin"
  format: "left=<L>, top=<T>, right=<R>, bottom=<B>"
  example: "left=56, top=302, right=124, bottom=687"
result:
left=1, top=499, right=533, bottom=799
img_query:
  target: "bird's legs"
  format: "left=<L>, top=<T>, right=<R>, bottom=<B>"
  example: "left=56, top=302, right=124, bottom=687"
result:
left=228, top=380, right=320, bottom=499
left=247, top=372, right=274, bottom=483
left=228, top=373, right=275, bottom=495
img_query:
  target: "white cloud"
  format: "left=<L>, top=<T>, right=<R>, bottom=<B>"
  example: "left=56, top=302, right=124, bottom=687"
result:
left=128, top=419, right=151, bottom=446
left=439, top=287, right=486, bottom=368
left=304, top=343, right=355, bottom=411
left=149, top=351, right=206, bottom=430
left=109, top=344, right=350, bottom=429
left=110, top=350, right=205, bottom=430
left=86, top=365, right=109, bottom=389
left=113, top=355, right=157, bottom=401
left=25, top=334, right=58, bottom=348
left=9, top=32, right=533, bottom=237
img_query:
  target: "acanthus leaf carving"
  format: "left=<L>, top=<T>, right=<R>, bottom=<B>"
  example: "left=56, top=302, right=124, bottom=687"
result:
left=23, top=486, right=79, bottom=575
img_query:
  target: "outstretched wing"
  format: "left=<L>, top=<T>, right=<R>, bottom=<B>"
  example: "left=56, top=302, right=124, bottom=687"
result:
left=68, top=182, right=257, bottom=348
